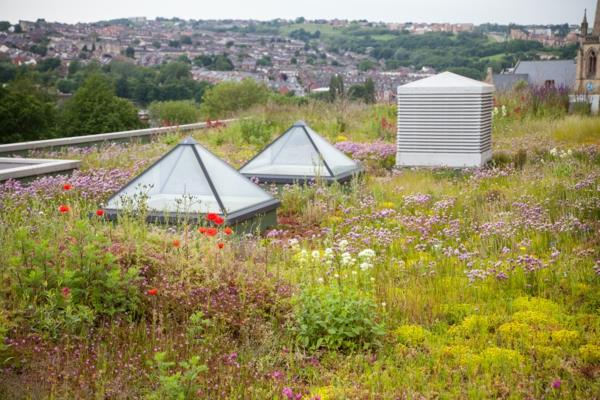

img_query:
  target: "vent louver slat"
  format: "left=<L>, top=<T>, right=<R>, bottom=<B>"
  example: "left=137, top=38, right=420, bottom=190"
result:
left=396, top=72, right=495, bottom=168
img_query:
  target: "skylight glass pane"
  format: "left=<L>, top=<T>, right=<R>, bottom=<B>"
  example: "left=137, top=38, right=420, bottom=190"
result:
left=106, top=145, right=223, bottom=214
left=241, top=126, right=331, bottom=177
left=194, top=144, right=275, bottom=214
left=305, top=126, right=360, bottom=175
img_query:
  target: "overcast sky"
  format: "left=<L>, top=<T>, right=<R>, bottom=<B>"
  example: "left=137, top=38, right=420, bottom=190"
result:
left=0, top=0, right=596, bottom=25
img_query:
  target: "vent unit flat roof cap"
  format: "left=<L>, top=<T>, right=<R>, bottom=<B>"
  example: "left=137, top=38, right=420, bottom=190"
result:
left=398, top=71, right=495, bottom=95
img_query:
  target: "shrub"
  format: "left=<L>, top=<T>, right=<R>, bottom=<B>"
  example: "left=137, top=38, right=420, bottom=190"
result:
left=149, top=100, right=201, bottom=126
left=293, top=286, right=384, bottom=352
left=239, top=118, right=273, bottom=146
left=200, top=79, right=270, bottom=118
left=9, top=221, right=142, bottom=337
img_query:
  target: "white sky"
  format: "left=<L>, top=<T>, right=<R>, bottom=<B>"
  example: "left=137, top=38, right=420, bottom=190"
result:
left=0, top=0, right=596, bottom=25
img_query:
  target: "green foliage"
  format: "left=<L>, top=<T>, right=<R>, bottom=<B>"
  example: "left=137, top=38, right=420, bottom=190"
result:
left=0, top=78, right=57, bottom=143
left=149, top=100, right=201, bottom=125
left=257, top=56, right=272, bottom=67
left=328, top=74, right=344, bottom=102
left=36, top=58, right=61, bottom=72
left=200, top=79, right=269, bottom=118
left=0, top=309, right=9, bottom=356
left=193, top=54, right=234, bottom=71
left=7, top=220, right=141, bottom=338
left=60, top=73, right=143, bottom=135
left=147, top=352, right=207, bottom=400
left=348, top=78, right=375, bottom=103
left=570, top=101, right=591, bottom=116
left=125, top=46, right=135, bottom=58
left=239, top=118, right=273, bottom=145
left=357, top=59, right=374, bottom=71
left=293, top=286, right=385, bottom=352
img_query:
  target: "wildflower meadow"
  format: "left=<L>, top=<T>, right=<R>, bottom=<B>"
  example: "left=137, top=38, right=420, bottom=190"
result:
left=0, top=100, right=599, bottom=399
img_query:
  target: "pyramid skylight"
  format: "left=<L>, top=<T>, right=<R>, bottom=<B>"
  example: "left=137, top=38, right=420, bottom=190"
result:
left=239, top=121, right=362, bottom=184
left=104, top=137, right=280, bottom=224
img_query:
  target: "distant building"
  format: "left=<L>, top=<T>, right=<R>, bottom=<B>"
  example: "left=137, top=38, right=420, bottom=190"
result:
left=487, top=60, right=576, bottom=91
left=576, top=0, right=600, bottom=94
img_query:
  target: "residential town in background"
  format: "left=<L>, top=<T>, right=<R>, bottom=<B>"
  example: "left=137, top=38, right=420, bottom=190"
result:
left=0, top=17, right=582, bottom=102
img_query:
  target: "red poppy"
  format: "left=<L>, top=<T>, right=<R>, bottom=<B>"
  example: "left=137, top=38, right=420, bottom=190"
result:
left=63, top=183, right=73, bottom=191
left=59, top=204, right=70, bottom=213
left=206, top=213, right=218, bottom=222
left=224, top=227, right=233, bottom=235
left=217, top=242, right=225, bottom=249
left=198, top=227, right=207, bottom=234
left=206, top=228, right=218, bottom=237
left=95, top=209, right=105, bottom=217
left=147, top=288, right=158, bottom=296
left=172, top=239, right=181, bottom=248
left=214, top=216, right=225, bottom=225
left=61, top=287, right=71, bottom=297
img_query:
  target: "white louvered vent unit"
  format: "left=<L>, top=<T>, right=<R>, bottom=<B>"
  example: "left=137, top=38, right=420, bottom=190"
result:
left=396, top=72, right=495, bottom=168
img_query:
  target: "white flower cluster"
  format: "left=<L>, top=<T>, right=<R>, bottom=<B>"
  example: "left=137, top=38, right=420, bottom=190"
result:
left=294, top=240, right=376, bottom=275
left=358, top=248, right=376, bottom=271
left=550, top=148, right=573, bottom=159
left=493, top=105, right=508, bottom=118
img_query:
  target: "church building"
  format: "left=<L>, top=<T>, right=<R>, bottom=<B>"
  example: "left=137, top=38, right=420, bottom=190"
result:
left=576, top=0, right=600, bottom=93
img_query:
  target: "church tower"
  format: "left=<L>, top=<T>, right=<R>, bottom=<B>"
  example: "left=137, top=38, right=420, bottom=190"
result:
left=576, top=0, right=600, bottom=93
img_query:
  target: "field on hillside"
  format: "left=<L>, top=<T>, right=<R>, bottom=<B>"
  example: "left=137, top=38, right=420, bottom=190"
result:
left=0, top=101, right=599, bottom=399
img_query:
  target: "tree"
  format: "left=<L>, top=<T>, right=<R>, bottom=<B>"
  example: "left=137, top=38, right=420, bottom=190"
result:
left=200, top=79, right=270, bottom=118
left=13, top=24, right=22, bottom=33
left=149, top=100, right=201, bottom=125
left=57, top=79, right=76, bottom=94
left=180, top=35, right=192, bottom=45
left=125, top=46, right=135, bottom=58
left=0, top=78, right=57, bottom=143
left=0, top=21, right=10, bottom=32
left=358, top=59, right=374, bottom=71
left=36, top=58, right=61, bottom=72
left=30, top=44, right=47, bottom=56
left=68, top=60, right=82, bottom=76
left=257, top=56, right=272, bottom=67
left=364, top=78, right=376, bottom=104
left=60, top=74, right=142, bottom=136
left=0, top=62, right=17, bottom=83
left=328, top=74, right=344, bottom=102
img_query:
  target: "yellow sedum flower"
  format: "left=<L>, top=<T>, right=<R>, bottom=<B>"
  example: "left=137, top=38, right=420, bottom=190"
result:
left=449, top=315, right=490, bottom=338
left=513, top=297, right=560, bottom=315
left=498, top=322, right=533, bottom=344
left=551, top=330, right=580, bottom=347
left=512, top=310, right=558, bottom=329
left=579, top=344, right=600, bottom=364
left=379, top=201, right=395, bottom=209
left=479, top=347, right=523, bottom=373
left=335, top=135, right=348, bottom=142
left=394, top=324, right=430, bottom=347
